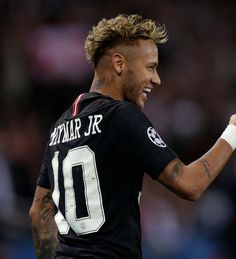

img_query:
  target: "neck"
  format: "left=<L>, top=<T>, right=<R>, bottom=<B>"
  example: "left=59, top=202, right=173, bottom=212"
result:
left=90, top=71, right=124, bottom=101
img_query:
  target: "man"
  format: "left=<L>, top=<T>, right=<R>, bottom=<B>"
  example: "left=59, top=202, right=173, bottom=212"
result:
left=29, top=14, right=236, bottom=258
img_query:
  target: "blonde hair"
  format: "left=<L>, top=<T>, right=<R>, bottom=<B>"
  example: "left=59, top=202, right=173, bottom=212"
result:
left=85, top=14, right=168, bottom=67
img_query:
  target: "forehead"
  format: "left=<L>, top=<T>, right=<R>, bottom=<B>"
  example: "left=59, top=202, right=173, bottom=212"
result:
left=132, top=39, right=158, bottom=61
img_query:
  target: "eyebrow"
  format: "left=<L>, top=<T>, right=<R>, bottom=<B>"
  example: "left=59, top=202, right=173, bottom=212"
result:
left=147, top=62, right=158, bottom=67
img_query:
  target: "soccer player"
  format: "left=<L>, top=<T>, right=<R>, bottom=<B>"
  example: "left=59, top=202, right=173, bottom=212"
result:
left=29, top=14, right=236, bottom=258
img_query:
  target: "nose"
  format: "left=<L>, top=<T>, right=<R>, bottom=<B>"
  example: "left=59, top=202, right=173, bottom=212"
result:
left=151, top=70, right=161, bottom=86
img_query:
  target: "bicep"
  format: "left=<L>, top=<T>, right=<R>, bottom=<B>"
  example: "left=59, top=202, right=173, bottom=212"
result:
left=158, top=158, right=186, bottom=193
left=157, top=158, right=197, bottom=200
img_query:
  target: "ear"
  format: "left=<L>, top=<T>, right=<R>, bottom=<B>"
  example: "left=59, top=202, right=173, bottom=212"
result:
left=111, top=53, right=125, bottom=75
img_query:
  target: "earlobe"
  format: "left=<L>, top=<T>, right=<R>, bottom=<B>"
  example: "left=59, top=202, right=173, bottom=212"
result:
left=112, top=53, right=124, bottom=75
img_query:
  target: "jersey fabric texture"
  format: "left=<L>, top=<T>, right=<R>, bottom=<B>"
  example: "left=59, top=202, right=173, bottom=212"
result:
left=37, top=92, right=177, bottom=259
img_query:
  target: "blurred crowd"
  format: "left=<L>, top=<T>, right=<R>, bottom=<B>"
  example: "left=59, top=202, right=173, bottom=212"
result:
left=1, top=0, right=236, bottom=258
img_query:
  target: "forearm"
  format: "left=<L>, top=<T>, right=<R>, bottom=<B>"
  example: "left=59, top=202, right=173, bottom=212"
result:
left=30, top=187, right=58, bottom=259
left=186, top=138, right=233, bottom=196
left=31, top=217, right=58, bottom=259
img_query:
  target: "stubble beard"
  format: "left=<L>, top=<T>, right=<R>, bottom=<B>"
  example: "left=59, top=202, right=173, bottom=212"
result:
left=123, top=70, right=143, bottom=109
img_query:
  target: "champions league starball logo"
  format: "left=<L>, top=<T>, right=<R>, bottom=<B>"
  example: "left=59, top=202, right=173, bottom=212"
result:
left=147, top=127, right=167, bottom=147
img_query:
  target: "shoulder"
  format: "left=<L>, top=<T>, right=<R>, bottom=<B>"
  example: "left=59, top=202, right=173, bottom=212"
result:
left=109, top=101, right=154, bottom=138
left=116, top=101, right=142, bottom=113
left=114, top=101, right=151, bottom=125
left=115, top=101, right=147, bottom=118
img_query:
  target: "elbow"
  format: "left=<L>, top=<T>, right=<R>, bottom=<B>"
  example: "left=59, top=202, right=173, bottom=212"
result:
left=176, top=185, right=204, bottom=201
left=179, top=191, right=201, bottom=201
left=29, top=206, right=39, bottom=224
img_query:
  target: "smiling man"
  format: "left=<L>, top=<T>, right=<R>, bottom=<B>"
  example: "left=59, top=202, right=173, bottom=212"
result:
left=29, top=14, right=236, bottom=259
left=91, top=37, right=161, bottom=109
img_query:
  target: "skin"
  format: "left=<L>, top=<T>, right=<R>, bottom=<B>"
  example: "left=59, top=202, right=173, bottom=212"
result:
left=29, top=38, right=236, bottom=257
left=121, top=41, right=161, bottom=109
left=91, top=39, right=161, bottom=109
left=29, top=187, right=58, bottom=259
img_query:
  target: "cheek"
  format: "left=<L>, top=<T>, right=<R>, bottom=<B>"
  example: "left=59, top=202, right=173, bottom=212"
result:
left=137, top=71, right=150, bottom=83
left=123, top=70, right=146, bottom=98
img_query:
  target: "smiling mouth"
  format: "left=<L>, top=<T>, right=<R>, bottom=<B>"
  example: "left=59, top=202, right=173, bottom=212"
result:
left=142, top=87, right=152, bottom=97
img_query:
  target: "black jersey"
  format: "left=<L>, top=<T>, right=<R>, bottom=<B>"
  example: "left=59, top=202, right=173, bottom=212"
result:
left=37, top=92, right=177, bottom=258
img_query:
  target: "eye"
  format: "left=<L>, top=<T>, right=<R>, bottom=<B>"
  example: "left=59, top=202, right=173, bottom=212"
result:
left=147, top=62, right=158, bottom=72
left=148, top=66, right=156, bottom=72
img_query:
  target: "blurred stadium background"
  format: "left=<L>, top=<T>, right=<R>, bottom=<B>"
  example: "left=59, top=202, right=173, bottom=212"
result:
left=1, top=0, right=236, bottom=258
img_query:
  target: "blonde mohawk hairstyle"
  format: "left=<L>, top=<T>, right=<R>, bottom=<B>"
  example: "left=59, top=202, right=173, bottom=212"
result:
left=85, top=14, right=168, bottom=67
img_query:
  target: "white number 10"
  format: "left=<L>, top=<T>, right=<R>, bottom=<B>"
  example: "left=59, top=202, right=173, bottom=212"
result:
left=51, top=146, right=105, bottom=235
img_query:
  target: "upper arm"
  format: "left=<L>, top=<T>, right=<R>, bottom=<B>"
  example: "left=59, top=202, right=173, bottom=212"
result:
left=157, top=158, right=195, bottom=200
left=158, top=158, right=205, bottom=201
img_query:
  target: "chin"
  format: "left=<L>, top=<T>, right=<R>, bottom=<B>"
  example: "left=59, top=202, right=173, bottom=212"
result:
left=136, top=101, right=144, bottom=109
left=137, top=98, right=145, bottom=109
left=140, top=104, right=145, bottom=109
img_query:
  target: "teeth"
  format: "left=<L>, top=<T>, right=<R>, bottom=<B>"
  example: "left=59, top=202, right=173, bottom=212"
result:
left=143, top=88, right=152, bottom=93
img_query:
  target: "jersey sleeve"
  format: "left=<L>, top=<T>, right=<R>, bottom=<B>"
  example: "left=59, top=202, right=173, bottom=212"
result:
left=37, top=145, right=51, bottom=189
left=111, top=103, right=177, bottom=179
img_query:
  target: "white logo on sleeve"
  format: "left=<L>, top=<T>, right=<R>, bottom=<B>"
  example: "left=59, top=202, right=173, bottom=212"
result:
left=147, top=127, right=167, bottom=147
